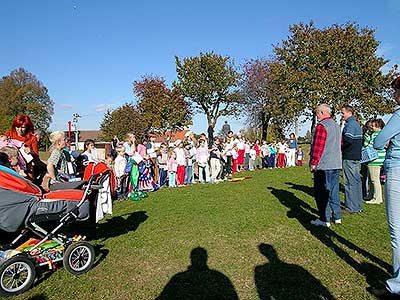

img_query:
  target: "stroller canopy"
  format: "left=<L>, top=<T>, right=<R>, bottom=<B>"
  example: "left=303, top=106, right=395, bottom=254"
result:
left=0, top=165, right=42, bottom=196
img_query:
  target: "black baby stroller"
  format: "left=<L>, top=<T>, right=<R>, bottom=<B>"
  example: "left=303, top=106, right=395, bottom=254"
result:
left=0, top=165, right=111, bottom=297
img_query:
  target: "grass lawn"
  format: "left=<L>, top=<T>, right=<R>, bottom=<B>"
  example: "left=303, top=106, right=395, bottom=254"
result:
left=6, top=165, right=391, bottom=300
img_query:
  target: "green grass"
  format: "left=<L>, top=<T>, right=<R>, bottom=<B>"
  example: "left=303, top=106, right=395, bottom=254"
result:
left=7, top=166, right=392, bottom=300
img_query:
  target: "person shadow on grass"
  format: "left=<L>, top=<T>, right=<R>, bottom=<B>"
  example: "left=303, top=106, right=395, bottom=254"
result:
left=268, top=187, right=391, bottom=289
left=156, top=247, right=239, bottom=300
left=255, top=243, right=335, bottom=300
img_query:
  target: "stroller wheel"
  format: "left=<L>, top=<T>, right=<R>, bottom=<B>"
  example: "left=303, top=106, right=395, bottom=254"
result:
left=63, top=241, right=95, bottom=275
left=0, top=255, right=36, bottom=297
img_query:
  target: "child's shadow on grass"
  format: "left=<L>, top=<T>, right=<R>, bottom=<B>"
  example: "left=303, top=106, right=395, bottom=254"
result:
left=82, top=210, right=148, bottom=242
left=267, top=187, right=391, bottom=286
left=255, top=243, right=335, bottom=300
left=156, top=247, right=239, bottom=300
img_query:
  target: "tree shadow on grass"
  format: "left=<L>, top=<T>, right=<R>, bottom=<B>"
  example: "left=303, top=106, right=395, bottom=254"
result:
left=78, top=210, right=149, bottom=242
left=255, top=243, right=335, bottom=300
left=156, top=247, right=239, bottom=300
left=267, top=187, right=391, bottom=285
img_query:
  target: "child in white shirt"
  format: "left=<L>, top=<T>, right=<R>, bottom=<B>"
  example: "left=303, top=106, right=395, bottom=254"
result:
left=114, top=145, right=128, bottom=198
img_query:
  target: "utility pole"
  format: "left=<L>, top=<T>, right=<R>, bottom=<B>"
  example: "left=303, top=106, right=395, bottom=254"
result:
left=68, top=121, right=72, bottom=150
left=72, top=113, right=81, bottom=150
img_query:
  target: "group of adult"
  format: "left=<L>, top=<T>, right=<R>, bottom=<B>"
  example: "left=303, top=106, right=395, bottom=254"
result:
left=310, top=76, right=400, bottom=298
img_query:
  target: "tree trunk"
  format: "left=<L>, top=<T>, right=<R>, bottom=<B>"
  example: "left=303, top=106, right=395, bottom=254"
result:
left=310, top=112, right=317, bottom=137
left=261, top=112, right=269, bottom=141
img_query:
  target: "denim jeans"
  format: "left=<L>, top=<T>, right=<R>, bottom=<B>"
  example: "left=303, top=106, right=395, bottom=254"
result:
left=184, top=165, right=193, bottom=184
left=343, top=159, right=363, bottom=212
left=159, top=168, right=167, bottom=187
left=268, top=154, right=276, bottom=168
left=314, top=169, right=342, bottom=222
left=244, top=154, right=250, bottom=170
left=385, top=167, right=400, bottom=294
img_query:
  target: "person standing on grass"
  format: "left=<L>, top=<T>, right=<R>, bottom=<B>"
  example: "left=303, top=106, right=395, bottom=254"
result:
left=277, top=141, right=286, bottom=168
left=296, top=146, right=304, bottom=166
left=287, top=133, right=298, bottom=167
left=310, top=104, right=342, bottom=227
left=146, top=135, right=159, bottom=184
left=235, top=133, right=246, bottom=171
left=268, top=142, right=277, bottom=169
left=225, top=131, right=234, bottom=176
left=341, top=105, right=363, bottom=214
left=184, top=142, right=194, bottom=185
left=254, top=139, right=262, bottom=169
left=196, top=139, right=210, bottom=183
left=370, top=76, right=400, bottom=298
left=261, top=140, right=270, bottom=168
left=249, top=143, right=256, bottom=171
left=244, top=140, right=251, bottom=170
left=209, top=138, right=222, bottom=183
left=174, top=140, right=186, bottom=186
left=114, top=145, right=128, bottom=198
left=361, top=120, right=374, bottom=200
left=167, top=150, right=178, bottom=187
left=364, top=119, right=386, bottom=204
left=157, top=143, right=168, bottom=187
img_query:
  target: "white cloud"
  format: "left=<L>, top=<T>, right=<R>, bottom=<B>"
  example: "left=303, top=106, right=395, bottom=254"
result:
left=95, top=104, right=115, bottom=112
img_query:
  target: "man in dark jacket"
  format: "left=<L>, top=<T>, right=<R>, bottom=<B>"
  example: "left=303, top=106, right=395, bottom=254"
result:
left=341, top=105, right=363, bottom=213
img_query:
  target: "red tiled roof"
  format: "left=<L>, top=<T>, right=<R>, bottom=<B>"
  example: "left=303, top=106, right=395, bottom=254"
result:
left=152, top=130, right=190, bottom=143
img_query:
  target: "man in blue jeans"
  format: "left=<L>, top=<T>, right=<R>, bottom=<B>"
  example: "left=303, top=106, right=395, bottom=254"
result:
left=310, top=104, right=342, bottom=227
left=341, top=105, right=363, bottom=213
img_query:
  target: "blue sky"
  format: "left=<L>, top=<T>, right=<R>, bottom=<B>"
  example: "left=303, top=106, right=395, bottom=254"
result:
left=1, top=0, right=399, bottom=136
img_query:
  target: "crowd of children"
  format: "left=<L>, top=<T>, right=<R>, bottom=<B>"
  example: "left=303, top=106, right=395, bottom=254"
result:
left=108, top=130, right=304, bottom=199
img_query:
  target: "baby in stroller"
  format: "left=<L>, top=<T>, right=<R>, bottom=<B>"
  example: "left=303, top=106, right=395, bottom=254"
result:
left=0, top=164, right=111, bottom=297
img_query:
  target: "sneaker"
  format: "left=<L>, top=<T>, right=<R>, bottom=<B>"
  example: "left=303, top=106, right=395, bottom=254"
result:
left=310, top=219, right=331, bottom=227
left=334, top=219, right=342, bottom=224
left=365, top=200, right=383, bottom=204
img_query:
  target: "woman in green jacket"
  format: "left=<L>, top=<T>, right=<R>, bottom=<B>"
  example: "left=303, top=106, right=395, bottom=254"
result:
left=364, top=118, right=386, bottom=204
